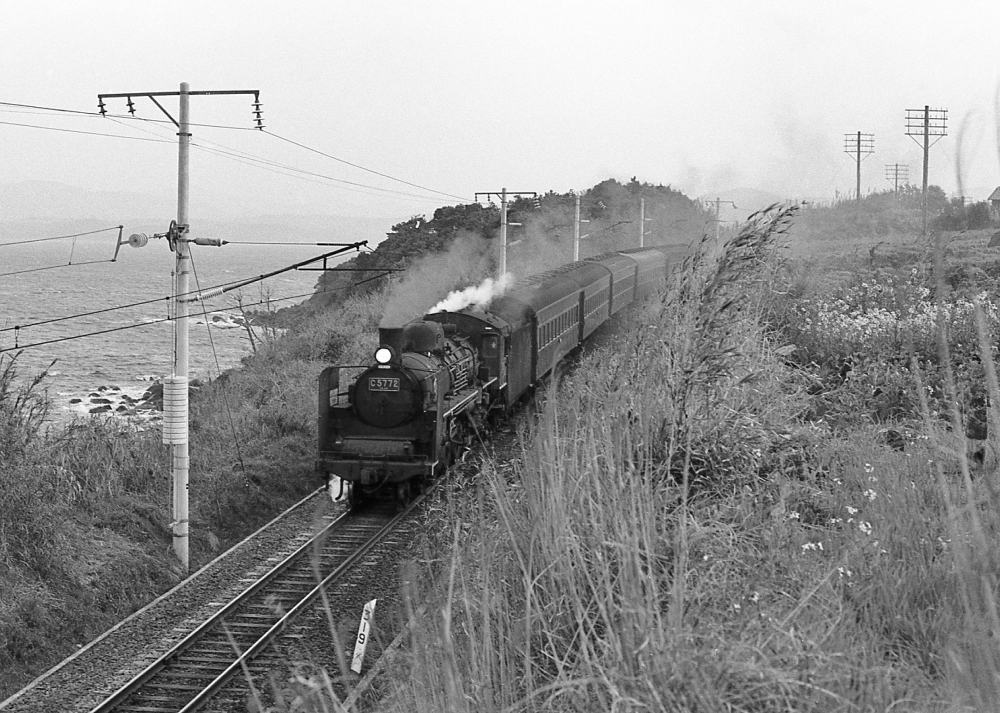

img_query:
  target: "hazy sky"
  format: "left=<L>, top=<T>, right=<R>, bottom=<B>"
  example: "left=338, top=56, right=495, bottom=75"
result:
left=4, top=0, right=1000, bottom=224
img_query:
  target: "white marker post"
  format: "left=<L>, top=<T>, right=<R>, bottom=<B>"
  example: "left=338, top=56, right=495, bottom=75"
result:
left=350, top=598, right=378, bottom=674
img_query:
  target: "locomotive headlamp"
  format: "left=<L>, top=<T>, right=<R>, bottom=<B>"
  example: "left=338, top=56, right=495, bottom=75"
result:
left=374, top=346, right=394, bottom=364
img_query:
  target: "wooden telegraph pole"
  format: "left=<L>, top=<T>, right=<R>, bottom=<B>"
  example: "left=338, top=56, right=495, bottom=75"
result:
left=906, top=106, right=948, bottom=234
left=844, top=131, right=875, bottom=203
left=885, top=163, right=909, bottom=196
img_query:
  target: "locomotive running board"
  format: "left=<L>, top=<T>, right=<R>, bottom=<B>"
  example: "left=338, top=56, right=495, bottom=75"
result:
left=442, top=377, right=496, bottom=419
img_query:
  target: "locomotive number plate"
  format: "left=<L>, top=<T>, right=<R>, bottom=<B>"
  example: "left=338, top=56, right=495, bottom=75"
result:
left=368, top=377, right=400, bottom=392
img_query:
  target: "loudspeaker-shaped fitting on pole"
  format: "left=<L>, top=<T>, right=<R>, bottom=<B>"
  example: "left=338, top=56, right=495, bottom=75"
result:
left=162, top=376, right=189, bottom=445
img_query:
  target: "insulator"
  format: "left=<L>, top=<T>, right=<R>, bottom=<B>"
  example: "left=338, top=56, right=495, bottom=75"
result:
left=98, top=97, right=106, bottom=115
left=127, top=233, right=149, bottom=248
left=192, top=237, right=223, bottom=247
left=182, top=286, right=226, bottom=302
left=127, top=97, right=135, bottom=115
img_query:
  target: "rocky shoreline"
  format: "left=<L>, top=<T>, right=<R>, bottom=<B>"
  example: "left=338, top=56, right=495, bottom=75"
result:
left=65, top=379, right=202, bottom=419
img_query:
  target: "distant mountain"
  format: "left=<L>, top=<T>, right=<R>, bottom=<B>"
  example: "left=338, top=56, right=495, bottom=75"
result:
left=0, top=180, right=176, bottom=222
left=0, top=181, right=392, bottom=249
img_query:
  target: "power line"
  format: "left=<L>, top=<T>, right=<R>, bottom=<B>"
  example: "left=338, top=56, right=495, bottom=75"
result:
left=190, top=140, right=449, bottom=201
left=0, top=259, right=115, bottom=278
left=0, top=279, right=376, bottom=355
left=113, top=110, right=459, bottom=203
left=0, top=269, right=291, bottom=334
left=0, top=314, right=175, bottom=353
left=188, top=250, right=251, bottom=486
left=0, top=118, right=174, bottom=143
left=0, top=225, right=122, bottom=248
left=264, top=129, right=468, bottom=202
left=0, top=100, right=99, bottom=116
left=1, top=99, right=466, bottom=204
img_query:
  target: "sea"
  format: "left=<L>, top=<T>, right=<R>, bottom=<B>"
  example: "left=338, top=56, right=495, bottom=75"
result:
left=0, top=234, right=328, bottom=425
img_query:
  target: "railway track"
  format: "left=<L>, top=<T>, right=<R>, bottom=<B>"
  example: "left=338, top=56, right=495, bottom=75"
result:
left=88, top=496, right=421, bottom=713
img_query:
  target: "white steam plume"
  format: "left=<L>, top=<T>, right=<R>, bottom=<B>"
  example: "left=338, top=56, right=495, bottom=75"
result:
left=428, top=273, right=514, bottom=314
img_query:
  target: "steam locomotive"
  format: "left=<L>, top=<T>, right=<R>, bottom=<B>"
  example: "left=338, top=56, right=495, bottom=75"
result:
left=317, top=245, right=687, bottom=506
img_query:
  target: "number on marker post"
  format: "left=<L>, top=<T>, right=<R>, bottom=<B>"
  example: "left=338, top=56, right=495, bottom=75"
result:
left=351, top=598, right=378, bottom=674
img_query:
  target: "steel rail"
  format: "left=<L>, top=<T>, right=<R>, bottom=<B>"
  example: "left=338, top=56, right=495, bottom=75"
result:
left=88, top=495, right=422, bottom=712
left=0, top=486, right=326, bottom=712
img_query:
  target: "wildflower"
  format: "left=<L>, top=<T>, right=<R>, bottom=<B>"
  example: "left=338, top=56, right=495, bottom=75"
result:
left=837, top=566, right=853, bottom=578
left=864, top=463, right=874, bottom=473
left=845, top=505, right=858, bottom=515
left=802, top=541, right=824, bottom=552
left=863, top=489, right=877, bottom=501
left=858, top=521, right=873, bottom=536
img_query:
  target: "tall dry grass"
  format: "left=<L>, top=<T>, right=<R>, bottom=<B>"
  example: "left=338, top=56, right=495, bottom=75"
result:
left=353, top=207, right=1000, bottom=713
left=369, top=206, right=887, bottom=712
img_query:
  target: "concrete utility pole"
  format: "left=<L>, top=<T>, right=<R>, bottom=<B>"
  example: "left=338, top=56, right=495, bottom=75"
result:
left=638, top=199, right=652, bottom=247
left=843, top=132, right=875, bottom=202
left=706, top=197, right=737, bottom=241
left=906, top=105, right=948, bottom=234
left=571, top=193, right=593, bottom=261
left=574, top=195, right=581, bottom=261
left=475, top=189, right=536, bottom=278
left=884, top=163, right=909, bottom=195
left=98, top=83, right=262, bottom=574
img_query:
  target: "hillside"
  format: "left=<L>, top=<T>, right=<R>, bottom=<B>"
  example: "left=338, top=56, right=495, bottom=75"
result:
left=273, top=177, right=711, bottom=324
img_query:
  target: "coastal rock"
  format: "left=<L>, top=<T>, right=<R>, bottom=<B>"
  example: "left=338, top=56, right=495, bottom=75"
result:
left=68, top=377, right=205, bottom=421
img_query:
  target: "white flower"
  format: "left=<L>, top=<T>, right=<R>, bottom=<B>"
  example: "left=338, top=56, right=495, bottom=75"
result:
left=863, top=489, right=877, bottom=501
left=858, top=521, right=873, bottom=536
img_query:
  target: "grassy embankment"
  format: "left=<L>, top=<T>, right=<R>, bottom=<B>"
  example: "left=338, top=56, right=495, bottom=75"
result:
left=350, top=200, right=1000, bottom=712
left=0, top=289, right=388, bottom=698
